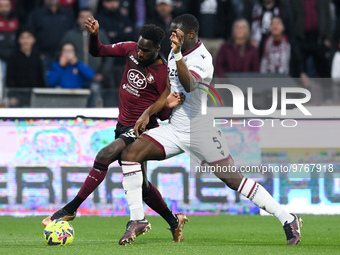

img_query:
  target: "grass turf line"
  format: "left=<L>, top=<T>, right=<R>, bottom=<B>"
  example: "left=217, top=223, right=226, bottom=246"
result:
left=0, top=215, right=338, bottom=255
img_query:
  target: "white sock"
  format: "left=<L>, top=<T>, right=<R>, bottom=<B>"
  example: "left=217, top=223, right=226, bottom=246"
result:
left=238, top=178, right=294, bottom=225
left=121, top=161, right=144, bottom=221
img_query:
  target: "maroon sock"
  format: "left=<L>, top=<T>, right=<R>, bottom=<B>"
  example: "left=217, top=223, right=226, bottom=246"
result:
left=143, top=181, right=168, bottom=213
left=77, top=160, right=108, bottom=200
left=143, top=182, right=178, bottom=229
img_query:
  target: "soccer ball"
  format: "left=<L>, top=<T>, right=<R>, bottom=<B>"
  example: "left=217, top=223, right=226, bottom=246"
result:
left=43, top=219, right=75, bottom=246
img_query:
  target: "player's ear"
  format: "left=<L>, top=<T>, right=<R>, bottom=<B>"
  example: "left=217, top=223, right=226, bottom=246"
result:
left=156, top=45, right=161, bottom=52
left=188, top=30, right=195, bottom=39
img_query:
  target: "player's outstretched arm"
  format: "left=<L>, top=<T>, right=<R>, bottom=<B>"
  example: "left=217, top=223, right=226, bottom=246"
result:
left=86, top=16, right=114, bottom=57
left=86, top=16, right=104, bottom=57
left=86, top=15, right=129, bottom=58
left=171, top=29, right=199, bottom=92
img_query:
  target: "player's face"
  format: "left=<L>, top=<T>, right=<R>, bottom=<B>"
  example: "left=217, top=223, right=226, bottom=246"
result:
left=137, top=36, right=158, bottom=65
left=169, top=22, right=191, bottom=50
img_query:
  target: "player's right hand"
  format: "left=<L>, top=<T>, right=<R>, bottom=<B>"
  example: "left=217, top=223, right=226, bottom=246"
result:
left=171, top=28, right=184, bottom=54
left=167, top=92, right=185, bottom=108
left=85, top=16, right=99, bottom=35
left=134, top=113, right=149, bottom=137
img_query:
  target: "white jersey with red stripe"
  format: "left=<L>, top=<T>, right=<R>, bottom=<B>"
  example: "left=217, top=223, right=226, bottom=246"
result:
left=142, top=40, right=231, bottom=165
left=167, top=40, right=214, bottom=132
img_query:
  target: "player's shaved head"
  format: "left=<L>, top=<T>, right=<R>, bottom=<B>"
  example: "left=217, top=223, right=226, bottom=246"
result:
left=172, top=14, right=199, bottom=34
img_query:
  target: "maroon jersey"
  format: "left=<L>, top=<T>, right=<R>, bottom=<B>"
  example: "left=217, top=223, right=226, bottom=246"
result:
left=89, top=34, right=169, bottom=128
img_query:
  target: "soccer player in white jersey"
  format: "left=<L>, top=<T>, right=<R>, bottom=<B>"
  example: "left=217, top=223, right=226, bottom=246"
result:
left=119, top=14, right=302, bottom=245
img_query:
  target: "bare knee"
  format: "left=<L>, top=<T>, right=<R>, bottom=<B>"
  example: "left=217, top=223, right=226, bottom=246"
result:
left=96, top=140, right=125, bottom=164
left=95, top=147, right=109, bottom=163
left=213, top=159, right=243, bottom=191
left=96, top=146, right=115, bottom=163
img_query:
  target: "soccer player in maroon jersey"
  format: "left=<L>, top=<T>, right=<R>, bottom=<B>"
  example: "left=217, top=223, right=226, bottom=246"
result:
left=42, top=16, right=188, bottom=243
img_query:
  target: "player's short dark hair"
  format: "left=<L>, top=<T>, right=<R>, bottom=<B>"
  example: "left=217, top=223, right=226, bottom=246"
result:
left=172, top=14, right=199, bottom=34
left=139, top=24, right=165, bottom=47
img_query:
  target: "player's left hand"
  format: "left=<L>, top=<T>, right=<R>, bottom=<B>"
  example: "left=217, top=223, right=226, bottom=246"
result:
left=85, top=16, right=99, bottom=35
left=171, top=29, right=184, bottom=54
left=166, top=92, right=185, bottom=108
left=134, top=113, right=149, bottom=137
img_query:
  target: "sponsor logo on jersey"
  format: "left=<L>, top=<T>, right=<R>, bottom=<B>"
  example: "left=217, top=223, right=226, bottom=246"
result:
left=193, top=65, right=206, bottom=72
left=168, top=67, right=177, bottom=77
left=122, top=83, right=140, bottom=97
left=146, top=73, right=155, bottom=83
left=129, top=55, right=139, bottom=65
left=127, top=69, right=147, bottom=89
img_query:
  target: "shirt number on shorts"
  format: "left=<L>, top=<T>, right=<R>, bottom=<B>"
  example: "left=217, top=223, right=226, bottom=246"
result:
left=213, top=137, right=222, bottom=149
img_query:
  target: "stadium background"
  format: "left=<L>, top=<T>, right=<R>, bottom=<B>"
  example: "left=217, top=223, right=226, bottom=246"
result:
left=0, top=2, right=340, bottom=253
left=0, top=0, right=339, bottom=217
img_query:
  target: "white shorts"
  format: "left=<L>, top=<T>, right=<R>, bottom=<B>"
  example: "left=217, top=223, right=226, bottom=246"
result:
left=141, top=124, right=232, bottom=165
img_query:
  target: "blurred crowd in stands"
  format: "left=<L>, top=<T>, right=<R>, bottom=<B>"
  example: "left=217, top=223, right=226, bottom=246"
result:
left=0, top=0, right=340, bottom=108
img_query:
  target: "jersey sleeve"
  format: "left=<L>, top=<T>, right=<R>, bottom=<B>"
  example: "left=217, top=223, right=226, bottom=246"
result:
left=89, top=34, right=135, bottom=58
left=188, top=56, right=213, bottom=83
left=157, top=106, right=172, bottom=121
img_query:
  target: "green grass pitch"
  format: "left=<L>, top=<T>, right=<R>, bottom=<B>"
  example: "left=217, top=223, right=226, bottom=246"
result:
left=0, top=215, right=338, bottom=255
